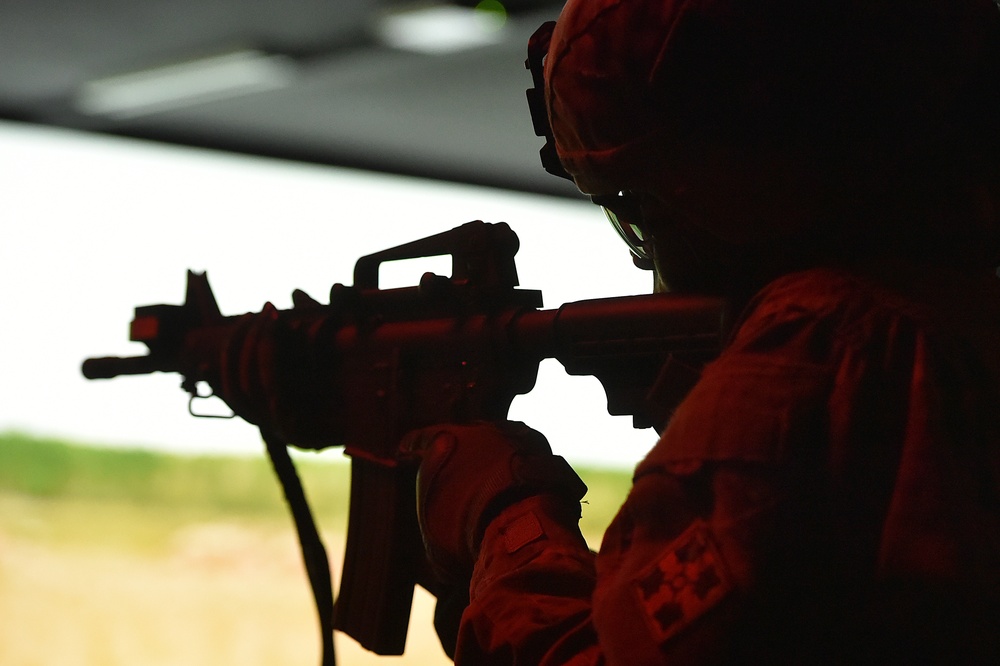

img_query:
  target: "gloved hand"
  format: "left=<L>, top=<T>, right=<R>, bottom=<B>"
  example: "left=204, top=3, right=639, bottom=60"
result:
left=400, top=421, right=587, bottom=581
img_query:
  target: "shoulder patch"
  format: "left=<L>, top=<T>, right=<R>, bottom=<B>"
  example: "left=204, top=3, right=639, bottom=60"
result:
left=632, top=520, right=732, bottom=645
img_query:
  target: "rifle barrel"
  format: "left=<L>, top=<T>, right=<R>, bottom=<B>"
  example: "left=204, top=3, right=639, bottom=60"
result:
left=81, top=355, right=169, bottom=380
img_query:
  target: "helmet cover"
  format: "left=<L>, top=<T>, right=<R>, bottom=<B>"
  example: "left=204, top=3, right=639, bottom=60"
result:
left=544, top=0, right=1000, bottom=193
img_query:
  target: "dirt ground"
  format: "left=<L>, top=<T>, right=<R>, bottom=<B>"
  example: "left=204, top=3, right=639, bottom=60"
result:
left=0, top=522, right=451, bottom=665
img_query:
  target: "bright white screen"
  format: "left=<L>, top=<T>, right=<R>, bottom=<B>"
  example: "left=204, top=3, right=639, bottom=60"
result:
left=0, top=120, right=657, bottom=469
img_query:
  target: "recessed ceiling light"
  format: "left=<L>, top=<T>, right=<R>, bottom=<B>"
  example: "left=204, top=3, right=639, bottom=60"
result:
left=377, top=4, right=507, bottom=55
left=75, top=50, right=298, bottom=120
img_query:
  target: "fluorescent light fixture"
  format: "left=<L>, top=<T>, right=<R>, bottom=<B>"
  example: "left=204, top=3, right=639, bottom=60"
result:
left=377, top=4, right=507, bottom=55
left=75, top=50, right=298, bottom=120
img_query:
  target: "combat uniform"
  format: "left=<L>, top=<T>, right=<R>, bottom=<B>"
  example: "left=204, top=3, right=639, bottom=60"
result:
left=452, top=266, right=1000, bottom=664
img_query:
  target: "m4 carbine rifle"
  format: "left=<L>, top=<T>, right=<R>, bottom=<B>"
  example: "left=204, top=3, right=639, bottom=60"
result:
left=82, top=220, right=726, bottom=661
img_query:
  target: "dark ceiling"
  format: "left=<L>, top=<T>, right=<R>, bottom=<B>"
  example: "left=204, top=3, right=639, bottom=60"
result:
left=0, top=0, right=582, bottom=198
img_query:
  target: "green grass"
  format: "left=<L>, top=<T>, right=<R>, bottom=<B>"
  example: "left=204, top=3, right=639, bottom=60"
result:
left=0, top=431, right=351, bottom=552
left=576, top=466, right=634, bottom=542
left=0, top=431, right=632, bottom=549
left=0, top=431, right=349, bottom=512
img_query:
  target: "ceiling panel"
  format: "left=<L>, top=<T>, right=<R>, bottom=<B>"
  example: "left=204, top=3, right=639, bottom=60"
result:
left=0, top=0, right=582, bottom=198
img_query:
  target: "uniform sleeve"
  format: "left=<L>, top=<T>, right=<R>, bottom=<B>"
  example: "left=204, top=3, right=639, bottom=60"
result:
left=590, top=354, right=833, bottom=664
left=590, top=284, right=839, bottom=663
left=452, top=494, right=602, bottom=665
left=451, top=274, right=843, bottom=664
left=450, top=355, right=831, bottom=665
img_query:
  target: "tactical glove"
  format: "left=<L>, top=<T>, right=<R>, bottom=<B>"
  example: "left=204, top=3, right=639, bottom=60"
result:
left=400, top=421, right=587, bottom=580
